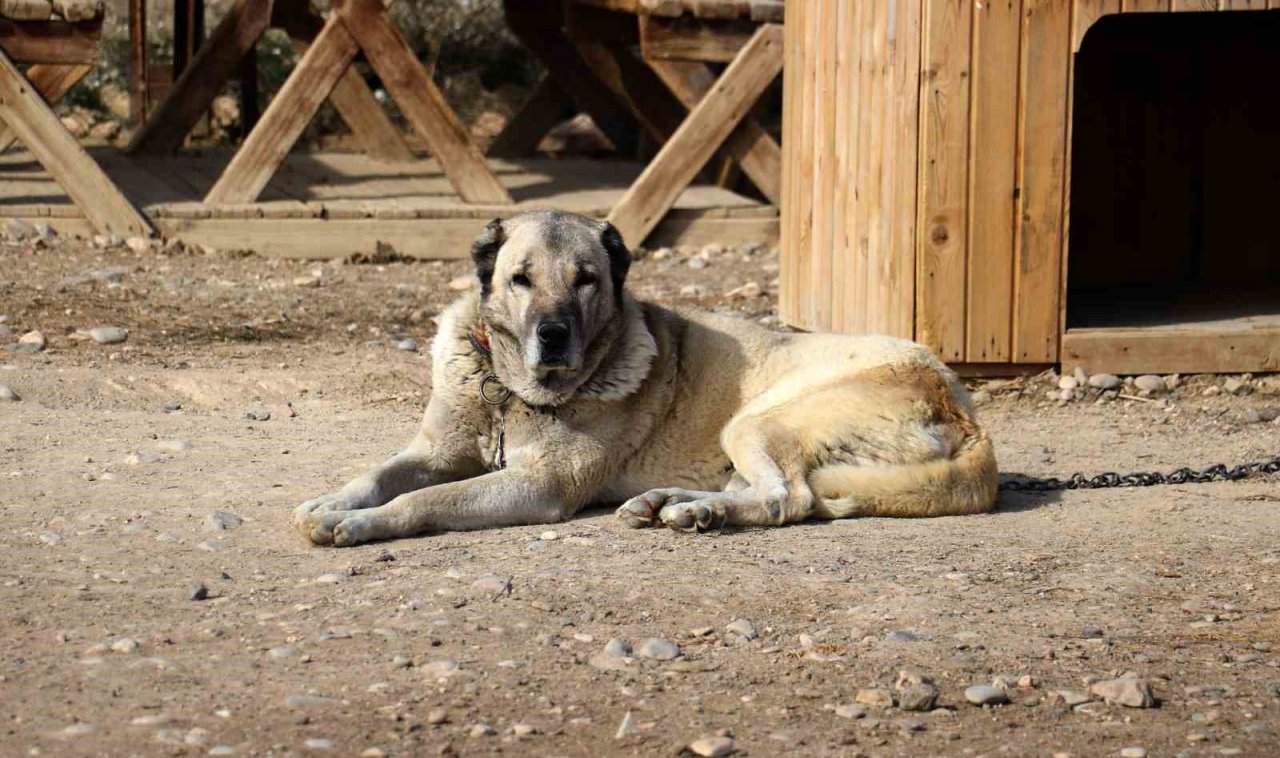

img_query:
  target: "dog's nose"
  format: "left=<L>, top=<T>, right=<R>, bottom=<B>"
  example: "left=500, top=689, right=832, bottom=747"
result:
left=536, top=321, right=570, bottom=354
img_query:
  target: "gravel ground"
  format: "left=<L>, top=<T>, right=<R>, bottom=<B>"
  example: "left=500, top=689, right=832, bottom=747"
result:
left=2, top=233, right=1279, bottom=758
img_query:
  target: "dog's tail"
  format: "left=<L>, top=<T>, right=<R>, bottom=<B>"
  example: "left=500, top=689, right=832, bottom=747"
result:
left=807, top=428, right=998, bottom=519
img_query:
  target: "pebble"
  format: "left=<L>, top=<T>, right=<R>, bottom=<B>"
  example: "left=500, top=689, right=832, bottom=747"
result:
left=19, top=330, right=46, bottom=350
left=884, top=629, right=920, bottom=642
left=426, top=708, right=448, bottom=725
left=1120, top=748, right=1147, bottom=758
left=855, top=688, right=895, bottom=707
left=689, top=736, right=735, bottom=757
left=834, top=704, right=866, bottom=720
left=207, top=511, right=243, bottom=531
left=0, top=384, right=18, bottom=402
left=615, top=711, right=637, bottom=739
left=1058, top=376, right=1078, bottom=390
left=725, top=618, right=757, bottom=640
left=39, top=531, right=63, bottom=546
left=391, top=654, right=412, bottom=668
left=268, top=646, right=297, bottom=659
left=421, top=659, right=459, bottom=678
left=111, top=638, right=140, bottom=653
left=469, top=723, right=496, bottom=738
left=539, top=530, right=559, bottom=541
left=395, top=338, right=418, bottom=352
left=245, top=409, right=270, bottom=421
left=88, top=326, right=129, bottom=345
left=5, top=218, right=37, bottom=239
left=651, top=247, right=672, bottom=261
left=1090, top=677, right=1155, bottom=708
left=679, top=283, right=709, bottom=297
left=687, top=257, right=707, bottom=270
left=162, top=400, right=183, bottom=412
left=898, top=684, right=939, bottom=712
left=304, top=737, right=334, bottom=750
left=1243, top=408, right=1279, bottom=424
left=373, top=549, right=395, bottom=562
left=187, top=582, right=209, bottom=601
left=209, top=747, right=236, bottom=756
left=285, top=694, right=333, bottom=707
left=964, top=685, right=1009, bottom=706
left=1089, top=373, right=1122, bottom=390
left=637, top=637, right=681, bottom=661
left=604, top=638, right=633, bottom=658
left=314, top=573, right=344, bottom=584
left=471, top=575, right=509, bottom=593
left=511, top=723, right=536, bottom=737
left=1134, top=375, right=1165, bottom=393
left=1224, top=377, right=1250, bottom=395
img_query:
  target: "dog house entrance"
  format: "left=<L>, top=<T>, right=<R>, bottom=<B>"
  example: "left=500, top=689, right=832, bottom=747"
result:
left=1063, top=11, right=1280, bottom=373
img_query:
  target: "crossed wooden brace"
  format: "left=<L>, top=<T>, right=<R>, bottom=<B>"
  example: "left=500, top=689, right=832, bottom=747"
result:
left=129, top=0, right=511, bottom=205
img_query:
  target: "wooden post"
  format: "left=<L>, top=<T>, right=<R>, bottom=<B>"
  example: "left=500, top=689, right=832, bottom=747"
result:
left=607, top=24, right=782, bottom=246
left=487, top=76, right=570, bottom=158
left=0, top=48, right=152, bottom=236
left=127, top=0, right=146, bottom=125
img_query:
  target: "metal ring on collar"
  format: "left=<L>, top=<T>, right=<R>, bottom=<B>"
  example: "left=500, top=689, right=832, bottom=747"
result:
left=480, top=375, right=511, bottom=406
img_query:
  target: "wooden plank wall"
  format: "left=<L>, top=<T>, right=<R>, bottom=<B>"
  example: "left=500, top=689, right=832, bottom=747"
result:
left=779, top=0, right=921, bottom=338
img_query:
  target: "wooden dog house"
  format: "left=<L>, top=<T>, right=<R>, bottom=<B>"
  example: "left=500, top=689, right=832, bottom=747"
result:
left=780, top=0, right=1280, bottom=374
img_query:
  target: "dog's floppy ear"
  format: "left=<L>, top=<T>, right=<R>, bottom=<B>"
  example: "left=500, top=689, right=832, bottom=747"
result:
left=600, top=222, right=631, bottom=300
left=471, top=218, right=504, bottom=297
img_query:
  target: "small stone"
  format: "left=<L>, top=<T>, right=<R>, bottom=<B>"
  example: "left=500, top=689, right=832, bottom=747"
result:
left=469, top=723, right=496, bottom=738
left=637, top=638, right=681, bottom=661
left=314, top=573, right=344, bottom=584
left=884, top=629, right=920, bottom=642
left=689, top=736, right=735, bottom=757
left=268, top=646, right=296, bottom=659
left=1243, top=408, right=1279, bottom=424
left=395, top=338, right=418, bottom=352
left=898, top=684, right=939, bottom=712
left=391, top=654, right=412, bottom=668
left=511, top=723, right=536, bottom=737
left=209, top=747, right=236, bottom=755
left=615, top=711, right=637, bottom=739
left=39, top=530, right=63, bottom=546
left=110, top=638, right=140, bottom=653
left=1058, top=376, right=1079, bottom=390
left=0, top=384, right=19, bottom=402
left=373, top=549, right=395, bottom=562
left=187, top=582, right=209, bottom=601
left=207, top=511, right=243, bottom=531
left=855, top=688, right=895, bottom=707
left=604, top=638, right=633, bottom=658
left=471, top=575, right=509, bottom=593
left=59, top=722, right=99, bottom=737
left=679, top=283, right=709, bottom=298
left=293, top=276, right=321, bottom=288
left=88, top=326, right=129, bottom=345
left=162, top=400, right=183, bottom=412
left=895, top=669, right=934, bottom=690
left=1090, top=677, right=1155, bottom=708
left=18, top=330, right=46, bottom=350
left=1049, top=690, right=1092, bottom=708
left=1224, top=377, right=1250, bottom=395
left=421, top=659, right=459, bottom=678
left=125, top=236, right=151, bottom=253
left=1082, top=623, right=1105, bottom=638
left=245, top=409, right=270, bottom=422
left=6, top=218, right=37, bottom=239
left=1134, top=375, right=1165, bottom=393
left=964, top=685, right=1009, bottom=706
left=834, top=704, right=866, bottom=720
left=727, top=281, right=762, bottom=299
left=539, top=530, right=559, bottom=541
left=359, top=749, right=386, bottom=758
left=651, top=247, right=672, bottom=261
left=725, top=618, right=757, bottom=640
left=304, top=737, right=333, bottom=750
left=1088, top=373, right=1122, bottom=390
left=285, top=694, right=333, bottom=707
left=426, top=708, right=448, bottom=725
left=687, top=257, right=707, bottom=270
left=1120, top=748, right=1147, bottom=758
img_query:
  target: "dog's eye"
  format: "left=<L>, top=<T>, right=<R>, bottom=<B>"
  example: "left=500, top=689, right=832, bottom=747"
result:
left=574, top=272, right=597, bottom=289
left=511, top=273, right=531, bottom=289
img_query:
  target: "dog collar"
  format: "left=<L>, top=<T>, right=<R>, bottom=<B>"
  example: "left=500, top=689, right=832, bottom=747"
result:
left=468, top=321, right=493, bottom=357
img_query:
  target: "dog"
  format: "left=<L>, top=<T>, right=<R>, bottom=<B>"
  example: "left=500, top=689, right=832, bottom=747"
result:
left=293, top=210, right=998, bottom=546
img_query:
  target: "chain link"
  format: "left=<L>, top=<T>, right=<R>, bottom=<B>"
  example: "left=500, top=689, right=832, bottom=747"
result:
left=999, top=454, right=1280, bottom=492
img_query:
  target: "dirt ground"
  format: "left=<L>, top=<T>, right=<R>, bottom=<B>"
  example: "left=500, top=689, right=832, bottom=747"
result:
left=2, top=235, right=1279, bottom=758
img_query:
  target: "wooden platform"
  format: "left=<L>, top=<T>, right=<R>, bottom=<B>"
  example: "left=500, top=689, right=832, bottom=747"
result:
left=0, top=148, right=778, bottom=256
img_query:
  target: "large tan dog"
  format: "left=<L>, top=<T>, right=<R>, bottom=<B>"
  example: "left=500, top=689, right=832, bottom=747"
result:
left=294, top=210, right=997, bottom=546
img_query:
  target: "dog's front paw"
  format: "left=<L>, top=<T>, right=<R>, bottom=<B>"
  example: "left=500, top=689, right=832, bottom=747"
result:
left=332, top=516, right=375, bottom=547
left=658, top=501, right=726, bottom=534
left=293, top=490, right=372, bottom=539
left=616, top=492, right=664, bottom=528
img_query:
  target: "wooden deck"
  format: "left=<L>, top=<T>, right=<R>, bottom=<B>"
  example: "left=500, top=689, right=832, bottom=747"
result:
left=0, top=148, right=778, bottom=256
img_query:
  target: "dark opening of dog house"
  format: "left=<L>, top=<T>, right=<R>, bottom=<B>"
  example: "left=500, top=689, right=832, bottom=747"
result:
left=1066, top=11, right=1280, bottom=372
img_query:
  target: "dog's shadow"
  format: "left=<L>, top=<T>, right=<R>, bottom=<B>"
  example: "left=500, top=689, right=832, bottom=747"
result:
left=991, top=473, right=1065, bottom=514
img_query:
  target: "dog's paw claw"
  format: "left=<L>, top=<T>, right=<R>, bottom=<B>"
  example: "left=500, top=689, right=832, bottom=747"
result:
left=658, top=502, right=726, bottom=534
left=616, top=495, right=660, bottom=528
left=332, top=516, right=373, bottom=547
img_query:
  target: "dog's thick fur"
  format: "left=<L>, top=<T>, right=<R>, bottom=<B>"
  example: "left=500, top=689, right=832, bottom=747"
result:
left=294, top=210, right=998, bottom=546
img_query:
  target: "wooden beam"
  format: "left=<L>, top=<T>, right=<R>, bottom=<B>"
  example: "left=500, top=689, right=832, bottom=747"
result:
left=503, top=0, right=639, bottom=155
left=487, top=76, right=571, bottom=158
left=127, top=0, right=145, bottom=123
left=276, top=1, right=414, bottom=163
left=640, top=15, right=756, bottom=62
left=0, top=49, right=152, bottom=236
left=0, top=19, right=101, bottom=64
left=127, top=0, right=273, bottom=154
left=575, top=41, right=687, bottom=143
left=205, top=16, right=358, bottom=204
left=0, top=63, right=90, bottom=151
left=647, top=59, right=780, bottom=204
left=336, top=0, right=510, bottom=204
left=1062, top=327, right=1280, bottom=375
left=607, top=24, right=782, bottom=245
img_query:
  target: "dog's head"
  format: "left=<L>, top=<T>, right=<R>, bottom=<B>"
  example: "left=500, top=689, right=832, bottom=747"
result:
left=470, top=210, right=632, bottom=406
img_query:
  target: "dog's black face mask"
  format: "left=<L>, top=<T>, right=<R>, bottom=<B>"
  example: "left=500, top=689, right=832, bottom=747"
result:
left=471, top=210, right=631, bottom=407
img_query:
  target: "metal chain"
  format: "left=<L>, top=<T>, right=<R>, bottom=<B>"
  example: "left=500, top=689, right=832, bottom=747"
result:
left=999, top=454, right=1280, bottom=492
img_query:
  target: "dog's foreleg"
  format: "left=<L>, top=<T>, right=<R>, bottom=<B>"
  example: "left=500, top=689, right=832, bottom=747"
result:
left=299, top=469, right=579, bottom=546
